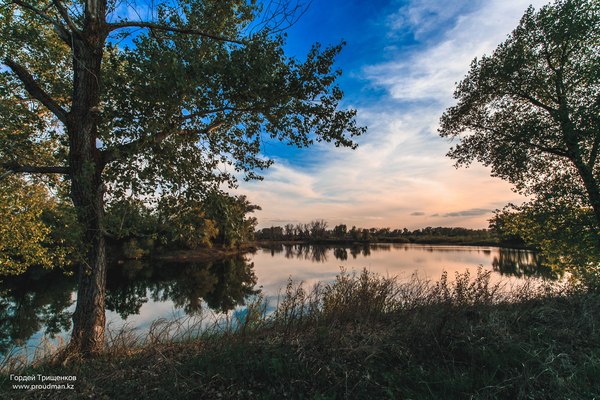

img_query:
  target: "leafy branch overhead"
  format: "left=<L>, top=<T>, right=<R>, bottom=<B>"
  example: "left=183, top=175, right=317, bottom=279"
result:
left=1, top=0, right=364, bottom=194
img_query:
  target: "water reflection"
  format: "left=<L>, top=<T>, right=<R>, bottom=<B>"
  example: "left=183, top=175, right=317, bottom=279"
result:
left=263, top=244, right=330, bottom=262
left=492, top=249, right=556, bottom=279
left=0, top=269, right=75, bottom=354
left=0, top=255, right=257, bottom=356
left=251, top=244, right=549, bottom=299
left=263, top=243, right=375, bottom=261
left=260, top=244, right=547, bottom=280
left=106, top=256, right=257, bottom=317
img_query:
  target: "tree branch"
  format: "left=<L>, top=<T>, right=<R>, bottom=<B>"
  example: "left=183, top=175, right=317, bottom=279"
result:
left=2, top=162, right=70, bottom=175
left=471, top=123, right=570, bottom=158
left=51, top=0, right=80, bottom=34
left=100, top=130, right=170, bottom=166
left=511, top=89, right=558, bottom=116
left=4, top=59, right=69, bottom=125
left=106, top=21, right=244, bottom=44
left=101, top=122, right=224, bottom=165
left=527, top=141, right=571, bottom=158
left=10, top=0, right=72, bottom=44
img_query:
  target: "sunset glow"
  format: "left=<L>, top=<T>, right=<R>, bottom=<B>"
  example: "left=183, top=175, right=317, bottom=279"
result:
left=236, top=0, right=551, bottom=229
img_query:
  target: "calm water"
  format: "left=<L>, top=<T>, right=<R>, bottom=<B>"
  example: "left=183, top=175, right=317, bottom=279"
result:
left=0, top=244, right=547, bottom=358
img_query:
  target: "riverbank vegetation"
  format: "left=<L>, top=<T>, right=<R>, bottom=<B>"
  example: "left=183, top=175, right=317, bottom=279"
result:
left=0, top=187, right=262, bottom=275
left=2, top=268, right=599, bottom=399
left=255, top=220, right=507, bottom=247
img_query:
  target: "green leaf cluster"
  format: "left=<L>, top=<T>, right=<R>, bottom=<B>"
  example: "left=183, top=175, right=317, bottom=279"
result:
left=103, top=191, right=260, bottom=253
left=99, top=1, right=364, bottom=201
left=0, top=177, right=76, bottom=275
left=493, top=203, right=600, bottom=289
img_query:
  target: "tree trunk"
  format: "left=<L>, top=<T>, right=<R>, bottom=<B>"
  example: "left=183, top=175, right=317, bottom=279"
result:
left=67, top=21, right=108, bottom=355
left=556, top=83, right=600, bottom=231
left=562, top=127, right=600, bottom=230
left=573, top=159, right=600, bottom=230
left=69, top=184, right=107, bottom=355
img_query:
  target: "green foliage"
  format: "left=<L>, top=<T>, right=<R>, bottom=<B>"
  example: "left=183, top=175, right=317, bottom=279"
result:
left=102, top=192, right=260, bottom=253
left=493, top=204, right=600, bottom=289
left=201, top=191, right=260, bottom=247
left=0, top=177, right=74, bottom=275
left=104, top=199, right=158, bottom=241
left=0, top=8, right=70, bottom=161
left=98, top=2, right=365, bottom=201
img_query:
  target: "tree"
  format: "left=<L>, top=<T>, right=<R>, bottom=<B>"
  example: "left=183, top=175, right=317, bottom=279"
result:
left=202, top=191, right=260, bottom=247
left=309, top=219, right=327, bottom=240
left=332, top=224, right=347, bottom=239
left=0, top=0, right=364, bottom=355
left=439, top=0, right=600, bottom=234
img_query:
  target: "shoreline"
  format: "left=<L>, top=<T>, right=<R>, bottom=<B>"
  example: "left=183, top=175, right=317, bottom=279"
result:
left=253, top=238, right=534, bottom=250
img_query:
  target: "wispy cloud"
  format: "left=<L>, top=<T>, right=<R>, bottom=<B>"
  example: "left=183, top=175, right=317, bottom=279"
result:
left=365, top=0, right=549, bottom=104
left=237, top=0, right=549, bottom=229
left=435, top=208, right=495, bottom=218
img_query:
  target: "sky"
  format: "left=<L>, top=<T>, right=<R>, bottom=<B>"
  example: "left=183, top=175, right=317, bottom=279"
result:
left=233, top=0, right=552, bottom=230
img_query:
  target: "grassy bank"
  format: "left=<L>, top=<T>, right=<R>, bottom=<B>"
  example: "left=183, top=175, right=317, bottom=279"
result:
left=2, top=269, right=599, bottom=399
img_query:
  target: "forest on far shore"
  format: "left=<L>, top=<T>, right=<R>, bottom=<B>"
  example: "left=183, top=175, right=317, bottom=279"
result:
left=253, top=219, right=522, bottom=247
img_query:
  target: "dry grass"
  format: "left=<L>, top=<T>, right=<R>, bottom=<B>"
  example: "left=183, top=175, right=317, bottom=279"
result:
left=2, top=267, right=599, bottom=399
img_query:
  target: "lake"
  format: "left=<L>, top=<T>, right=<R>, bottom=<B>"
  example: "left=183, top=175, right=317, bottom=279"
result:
left=0, top=243, right=548, bottom=359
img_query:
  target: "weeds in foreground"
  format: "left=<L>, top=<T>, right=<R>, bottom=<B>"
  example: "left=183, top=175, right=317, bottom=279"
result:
left=2, top=267, right=599, bottom=399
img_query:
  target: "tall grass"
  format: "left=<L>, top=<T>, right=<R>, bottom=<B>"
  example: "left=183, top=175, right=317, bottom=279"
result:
left=2, top=267, right=599, bottom=399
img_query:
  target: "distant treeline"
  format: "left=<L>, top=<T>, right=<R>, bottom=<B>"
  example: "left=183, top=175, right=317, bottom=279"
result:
left=254, top=220, right=511, bottom=246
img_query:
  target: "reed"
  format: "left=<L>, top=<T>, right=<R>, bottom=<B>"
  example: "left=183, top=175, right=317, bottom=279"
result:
left=2, top=267, right=599, bottom=399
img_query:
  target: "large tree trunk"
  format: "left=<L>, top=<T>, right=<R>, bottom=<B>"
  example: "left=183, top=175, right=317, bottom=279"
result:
left=557, top=84, right=600, bottom=232
left=67, top=15, right=108, bottom=355
left=69, top=178, right=107, bottom=355
left=573, top=159, right=600, bottom=231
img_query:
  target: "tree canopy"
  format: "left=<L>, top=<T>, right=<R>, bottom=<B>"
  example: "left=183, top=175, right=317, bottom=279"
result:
left=439, top=0, right=600, bottom=235
left=0, top=0, right=365, bottom=355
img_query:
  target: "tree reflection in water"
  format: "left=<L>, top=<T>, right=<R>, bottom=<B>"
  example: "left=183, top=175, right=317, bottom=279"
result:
left=106, top=256, right=258, bottom=317
left=265, top=244, right=330, bottom=262
left=492, top=248, right=557, bottom=279
left=0, top=268, right=75, bottom=354
left=0, top=255, right=257, bottom=356
left=262, top=243, right=377, bottom=262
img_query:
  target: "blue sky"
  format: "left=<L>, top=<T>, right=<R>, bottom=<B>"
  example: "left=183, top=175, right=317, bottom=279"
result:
left=235, top=0, right=551, bottom=229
